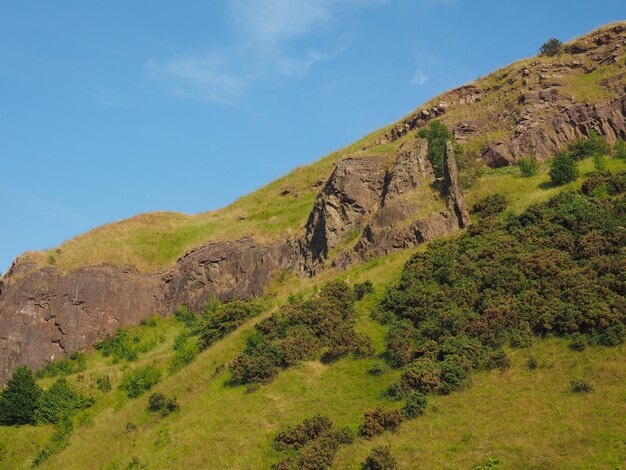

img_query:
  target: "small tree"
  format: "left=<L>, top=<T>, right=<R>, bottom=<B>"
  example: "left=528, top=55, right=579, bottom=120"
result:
left=519, top=156, right=539, bottom=177
left=567, top=131, right=610, bottom=160
left=0, top=366, right=41, bottom=425
left=549, top=153, right=578, bottom=186
left=417, top=121, right=453, bottom=179
left=540, top=38, right=563, bottom=57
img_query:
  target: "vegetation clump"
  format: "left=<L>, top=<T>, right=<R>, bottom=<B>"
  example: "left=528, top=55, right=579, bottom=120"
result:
left=472, top=194, right=508, bottom=218
left=36, top=352, right=87, bottom=379
left=0, top=366, right=41, bottom=425
left=354, top=280, right=374, bottom=300
left=36, top=378, right=93, bottom=424
left=518, top=156, right=539, bottom=177
left=549, top=152, right=578, bottom=185
left=147, top=392, right=179, bottom=416
left=360, top=407, right=404, bottom=438
left=539, top=38, right=562, bottom=56
left=570, top=379, right=594, bottom=393
left=417, top=120, right=453, bottom=178
left=362, top=445, right=397, bottom=470
left=119, top=365, right=161, bottom=398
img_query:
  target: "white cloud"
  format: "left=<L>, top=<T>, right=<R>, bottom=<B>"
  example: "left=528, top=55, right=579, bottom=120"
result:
left=411, top=71, right=428, bottom=86
left=148, top=0, right=385, bottom=105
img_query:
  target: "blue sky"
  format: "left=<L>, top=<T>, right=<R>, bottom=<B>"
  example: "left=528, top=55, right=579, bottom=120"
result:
left=1, top=1, right=624, bottom=273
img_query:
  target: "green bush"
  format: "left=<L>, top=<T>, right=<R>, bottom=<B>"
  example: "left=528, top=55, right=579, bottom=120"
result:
left=539, top=38, right=562, bottom=56
left=527, top=357, right=538, bottom=370
left=95, top=374, right=112, bottom=392
left=96, top=329, right=139, bottom=362
left=598, top=324, right=625, bottom=347
left=354, top=280, right=374, bottom=300
left=484, top=350, right=510, bottom=370
left=593, top=153, right=607, bottom=171
left=614, top=138, right=626, bottom=159
left=570, top=379, right=594, bottom=393
left=567, top=131, right=610, bottom=160
left=362, top=445, right=397, bottom=470
left=367, top=362, right=389, bottom=377
left=568, top=334, right=587, bottom=352
left=549, top=152, right=578, bottom=186
left=274, top=415, right=333, bottom=451
left=294, top=434, right=341, bottom=470
left=402, top=392, right=427, bottom=419
left=119, top=365, right=161, bottom=399
left=360, top=407, right=403, bottom=438
left=384, top=320, right=416, bottom=368
left=395, top=360, right=441, bottom=396
left=147, top=392, right=179, bottom=416
left=169, top=340, right=199, bottom=372
left=198, top=300, right=262, bottom=350
left=472, top=194, right=508, bottom=218
left=36, top=352, right=87, bottom=379
left=36, top=378, right=92, bottom=424
left=0, top=366, right=41, bottom=425
left=417, top=120, right=453, bottom=178
left=518, top=156, right=539, bottom=177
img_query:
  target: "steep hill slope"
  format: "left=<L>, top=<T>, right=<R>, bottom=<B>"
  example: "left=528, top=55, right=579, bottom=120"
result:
left=1, top=22, right=626, bottom=387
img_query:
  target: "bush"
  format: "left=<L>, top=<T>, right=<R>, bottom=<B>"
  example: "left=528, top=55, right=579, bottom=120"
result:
left=0, top=366, right=41, bottom=425
left=36, top=352, right=87, bottom=379
left=614, top=139, right=626, bottom=159
left=549, top=152, right=578, bottom=186
left=294, top=435, right=341, bottom=470
left=95, top=329, right=139, bottom=362
left=472, top=194, right=508, bottom=218
left=570, top=379, right=594, bottom=393
left=402, top=392, right=427, bottom=419
left=367, top=363, right=389, bottom=377
left=197, top=300, right=262, bottom=351
left=484, top=350, right=510, bottom=370
left=395, top=360, right=441, bottom=396
left=169, top=340, right=199, bottom=372
left=417, top=120, right=453, bottom=178
left=598, top=324, right=625, bottom=347
left=439, top=356, right=472, bottom=394
left=354, top=280, right=374, bottom=300
left=518, top=156, right=539, bottom=177
left=360, top=407, right=403, bottom=438
left=527, top=357, right=538, bottom=370
left=567, top=131, right=610, bottom=161
left=593, top=153, right=607, bottom=171
left=119, top=365, right=161, bottom=398
left=273, top=415, right=333, bottom=451
left=385, top=320, right=416, bottom=368
left=568, top=334, right=587, bottom=352
left=539, top=38, right=562, bottom=56
left=362, top=445, right=397, bottom=470
left=147, top=392, right=179, bottom=416
left=37, top=378, right=92, bottom=424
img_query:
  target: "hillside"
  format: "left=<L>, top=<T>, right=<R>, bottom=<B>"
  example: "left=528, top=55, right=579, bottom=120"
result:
left=1, top=21, right=626, bottom=470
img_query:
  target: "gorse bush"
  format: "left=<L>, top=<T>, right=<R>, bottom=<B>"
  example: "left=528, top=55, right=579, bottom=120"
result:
left=230, top=281, right=372, bottom=385
left=379, top=172, right=626, bottom=406
left=198, top=300, right=263, bottom=351
left=614, top=139, right=626, bottom=160
left=472, top=194, right=508, bottom=218
left=354, top=280, right=374, bottom=300
left=0, top=366, right=41, bottom=425
left=362, top=445, right=397, bottom=470
left=360, top=407, right=403, bottom=438
left=118, top=365, right=161, bottom=398
left=274, top=415, right=333, bottom=450
left=402, top=392, right=427, bottom=419
left=417, top=120, right=453, bottom=178
left=147, top=392, right=179, bottom=416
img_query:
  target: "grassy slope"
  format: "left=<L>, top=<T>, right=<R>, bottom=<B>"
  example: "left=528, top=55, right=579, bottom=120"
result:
left=15, top=23, right=626, bottom=275
left=2, top=157, right=625, bottom=470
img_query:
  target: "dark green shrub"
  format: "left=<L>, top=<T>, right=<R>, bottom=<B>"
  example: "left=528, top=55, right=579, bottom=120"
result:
left=567, top=131, right=610, bottom=160
left=96, top=329, right=138, bottom=362
left=570, top=379, right=594, bottom=393
left=360, top=407, right=403, bottom=438
left=119, top=365, right=161, bottom=398
left=274, top=415, right=333, bottom=451
left=198, top=300, right=262, bottom=350
left=362, top=445, right=397, bottom=470
left=36, top=352, right=87, bottom=379
left=484, top=350, right=510, bottom=370
left=598, top=324, right=625, bottom=347
left=0, top=366, right=41, bottom=425
left=169, top=340, right=199, bottom=372
left=354, top=280, right=374, bottom=300
left=294, top=435, right=341, bottom=470
left=549, top=152, right=578, bottom=186
left=402, top=392, right=427, bottom=419
left=472, top=194, right=508, bottom=218
left=384, top=320, right=416, bottom=368
left=518, top=156, right=539, bottom=177
left=539, top=38, right=562, bottom=56
left=593, top=153, right=607, bottom=171
left=527, top=357, right=538, bottom=370
left=36, top=378, right=92, bottom=424
left=147, top=392, right=179, bottom=416
left=439, top=356, right=472, bottom=394
left=367, top=363, right=389, bottom=377
left=568, top=334, right=587, bottom=352
left=614, top=139, right=626, bottom=159
left=417, top=120, right=453, bottom=178
left=395, top=360, right=441, bottom=396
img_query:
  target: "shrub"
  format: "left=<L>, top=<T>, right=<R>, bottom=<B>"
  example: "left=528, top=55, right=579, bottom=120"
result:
left=614, top=138, right=626, bottom=159
left=0, top=366, right=41, bottom=425
left=37, top=378, right=92, bottom=424
left=472, top=194, right=508, bottom=218
left=518, top=156, right=539, bottom=177
left=119, top=365, right=161, bottom=398
left=294, top=435, right=341, bottom=470
left=31, top=414, right=73, bottom=465
left=417, top=120, right=453, bottom=178
left=360, top=407, right=403, bottom=438
left=568, top=334, right=587, bottom=352
left=354, top=280, right=374, bottom=300
left=527, top=357, right=538, bottom=370
left=484, top=350, right=510, bottom=370
left=402, top=392, right=427, bottom=419
left=274, top=415, right=333, bottom=451
left=362, top=445, right=397, bottom=470
left=395, top=360, right=441, bottom=396
left=385, top=320, right=416, bottom=368
left=95, top=329, right=138, bottom=362
left=570, top=379, right=594, bottom=393
left=598, top=324, right=625, bottom=347
left=169, top=340, right=199, bottom=372
left=549, top=152, right=578, bottom=186
left=567, top=131, right=610, bottom=160
left=36, top=352, right=87, bottom=379
left=367, top=363, right=389, bottom=377
left=198, top=300, right=262, bottom=350
left=439, top=356, right=472, bottom=394
left=147, top=392, right=179, bottom=416
left=539, top=38, right=562, bottom=56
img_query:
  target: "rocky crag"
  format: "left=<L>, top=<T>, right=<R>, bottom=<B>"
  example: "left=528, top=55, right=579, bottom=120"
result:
left=0, top=138, right=466, bottom=384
